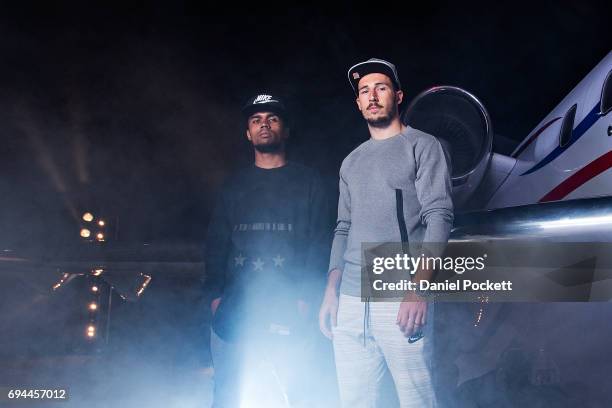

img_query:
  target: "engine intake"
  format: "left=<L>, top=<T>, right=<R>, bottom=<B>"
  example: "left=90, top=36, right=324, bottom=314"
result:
left=402, top=86, right=493, bottom=206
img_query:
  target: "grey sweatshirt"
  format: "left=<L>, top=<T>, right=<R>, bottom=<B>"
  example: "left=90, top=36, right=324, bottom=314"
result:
left=328, top=126, right=454, bottom=296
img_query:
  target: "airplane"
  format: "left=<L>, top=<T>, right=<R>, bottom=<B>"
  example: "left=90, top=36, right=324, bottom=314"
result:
left=403, top=50, right=612, bottom=212
left=401, top=51, right=612, bottom=402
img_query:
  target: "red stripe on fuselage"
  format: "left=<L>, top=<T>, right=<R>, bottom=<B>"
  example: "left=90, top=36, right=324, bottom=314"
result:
left=539, top=150, right=612, bottom=202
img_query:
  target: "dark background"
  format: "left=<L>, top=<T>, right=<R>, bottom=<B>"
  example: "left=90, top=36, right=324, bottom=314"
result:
left=0, top=1, right=610, bottom=246
left=0, top=3, right=610, bottom=406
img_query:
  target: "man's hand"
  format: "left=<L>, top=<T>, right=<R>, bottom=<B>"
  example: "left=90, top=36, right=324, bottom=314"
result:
left=318, top=269, right=342, bottom=340
left=211, top=297, right=221, bottom=316
left=397, top=292, right=427, bottom=337
left=319, top=288, right=339, bottom=339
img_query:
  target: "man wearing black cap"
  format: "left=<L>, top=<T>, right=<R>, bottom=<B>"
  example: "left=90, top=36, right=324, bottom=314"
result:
left=319, top=59, right=453, bottom=407
left=205, top=94, right=331, bottom=407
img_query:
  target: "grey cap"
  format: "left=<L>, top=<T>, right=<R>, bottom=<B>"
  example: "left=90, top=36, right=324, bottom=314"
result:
left=347, top=58, right=401, bottom=95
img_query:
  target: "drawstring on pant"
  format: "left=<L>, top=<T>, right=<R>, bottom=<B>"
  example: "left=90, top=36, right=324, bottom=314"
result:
left=363, top=296, right=370, bottom=346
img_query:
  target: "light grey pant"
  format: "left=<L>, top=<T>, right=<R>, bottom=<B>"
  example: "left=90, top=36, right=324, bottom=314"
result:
left=332, top=294, right=436, bottom=408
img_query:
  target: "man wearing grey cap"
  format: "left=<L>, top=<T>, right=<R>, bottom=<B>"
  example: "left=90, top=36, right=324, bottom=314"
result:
left=205, top=94, right=331, bottom=407
left=319, top=58, right=453, bottom=407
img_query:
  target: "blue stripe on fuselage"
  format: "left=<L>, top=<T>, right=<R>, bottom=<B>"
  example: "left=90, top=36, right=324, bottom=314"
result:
left=521, top=103, right=602, bottom=175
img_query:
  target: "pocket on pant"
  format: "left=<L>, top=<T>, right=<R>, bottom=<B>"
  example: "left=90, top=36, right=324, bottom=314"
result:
left=335, top=295, right=363, bottom=332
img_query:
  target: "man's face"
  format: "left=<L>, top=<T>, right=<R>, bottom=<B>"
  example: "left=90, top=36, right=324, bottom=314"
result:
left=246, top=111, right=288, bottom=153
left=355, top=73, right=403, bottom=128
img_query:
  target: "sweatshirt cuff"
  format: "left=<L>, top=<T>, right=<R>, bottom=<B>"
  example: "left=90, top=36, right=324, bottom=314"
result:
left=207, top=286, right=223, bottom=302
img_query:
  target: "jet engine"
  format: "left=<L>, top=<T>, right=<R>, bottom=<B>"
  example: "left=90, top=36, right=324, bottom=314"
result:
left=402, top=86, right=493, bottom=206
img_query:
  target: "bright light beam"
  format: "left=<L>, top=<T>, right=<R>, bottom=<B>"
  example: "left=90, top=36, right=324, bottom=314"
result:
left=536, top=215, right=612, bottom=229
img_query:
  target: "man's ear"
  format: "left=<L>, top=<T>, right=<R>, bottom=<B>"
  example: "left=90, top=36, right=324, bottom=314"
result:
left=396, top=90, right=404, bottom=105
left=246, top=128, right=252, bottom=141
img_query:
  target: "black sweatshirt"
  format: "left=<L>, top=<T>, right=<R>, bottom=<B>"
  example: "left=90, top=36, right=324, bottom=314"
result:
left=204, top=162, right=331, bottom=341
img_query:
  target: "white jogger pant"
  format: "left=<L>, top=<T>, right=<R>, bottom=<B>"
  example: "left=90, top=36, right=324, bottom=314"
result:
left=332, top=294, right=436, bottom=408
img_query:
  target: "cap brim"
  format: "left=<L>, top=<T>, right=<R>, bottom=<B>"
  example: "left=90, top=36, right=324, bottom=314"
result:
left=348, top=61, right=400, bottom=94
left=242, top=103, right=288, bottom=124
left=242, top=103, right=286, bottom=116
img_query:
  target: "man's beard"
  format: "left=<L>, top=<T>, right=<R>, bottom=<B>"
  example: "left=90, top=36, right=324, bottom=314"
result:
left=365, top=103, right=399, bottom=128
left=253, top=141, right=284, bottom=153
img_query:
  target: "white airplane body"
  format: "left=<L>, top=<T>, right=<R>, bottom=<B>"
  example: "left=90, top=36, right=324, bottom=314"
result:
left=487, top=51, right=612, bottom=209
left=402, top=51, right=612, bottom=392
